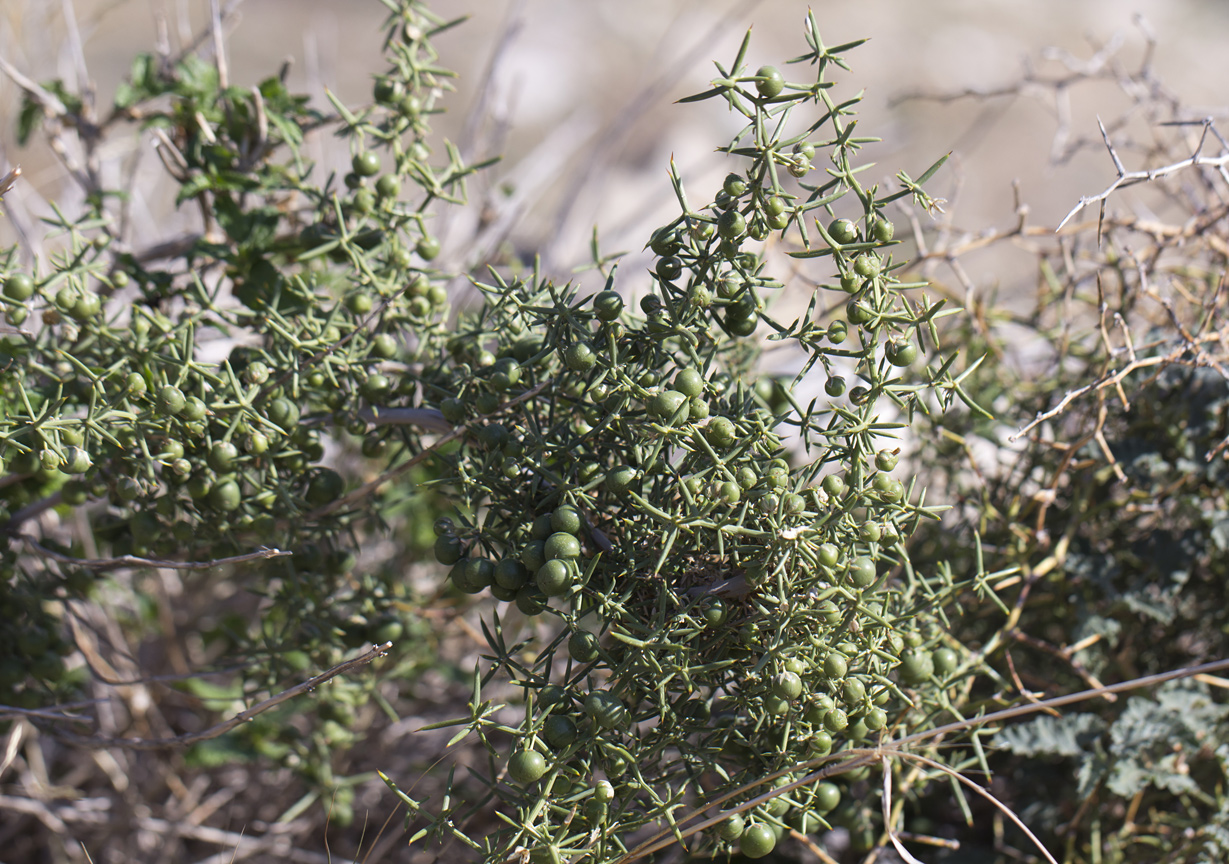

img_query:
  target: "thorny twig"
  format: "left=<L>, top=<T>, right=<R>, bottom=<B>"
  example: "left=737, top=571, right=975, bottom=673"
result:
left=1008, top=333, right=1224, bottom=442
left=52, top=641, right=393, bottom=750
left=1057, top=116, right=1229, bottom=233
left=303, top=380, right=551, bottom=521
left=15, top=535, right=290, bottom=572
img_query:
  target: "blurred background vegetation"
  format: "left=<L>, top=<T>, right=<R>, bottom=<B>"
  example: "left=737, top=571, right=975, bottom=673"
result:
left=5, top=0, right=1229, bottom=281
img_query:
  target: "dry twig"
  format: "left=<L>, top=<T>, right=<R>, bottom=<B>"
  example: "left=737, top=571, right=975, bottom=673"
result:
left=56, top=641, right=393, bottom=750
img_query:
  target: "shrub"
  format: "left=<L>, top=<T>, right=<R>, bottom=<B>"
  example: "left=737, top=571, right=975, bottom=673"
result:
left=371, top=16, right=981, bottom=864
left=3, top=4, right=1227, bottom=864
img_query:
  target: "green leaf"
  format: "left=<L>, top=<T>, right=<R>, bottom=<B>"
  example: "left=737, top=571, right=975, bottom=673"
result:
left=17, top=95, right=42, bottom=146
left=213, top=195, right=282, bottom=249
left=174, top=172, right=214, bottom=203
left=265, top=110, right=304, bottom=151
left=184, top=735, right=257, bottom=768
left=114, top=53, right=158, bottom=109
left=916, top=151, right=951, bottom=185
left=996, top=713, right=1105, bottom=757
left=1075, top=746, right=1110, bottom=798
left=175, top=54, right=220, bottom=99
left=178, top=675, right=243, bottom=702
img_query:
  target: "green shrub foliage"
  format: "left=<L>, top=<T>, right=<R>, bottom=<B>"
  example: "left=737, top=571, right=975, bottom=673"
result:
left=367, top=15, right=982, bottom=863
left=4, top=2, right=1227, bottom=863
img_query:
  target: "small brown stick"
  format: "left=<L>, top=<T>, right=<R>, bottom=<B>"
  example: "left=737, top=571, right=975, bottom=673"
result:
left=1004, top=649, right=1061, bottom=717
left=357, top=405, right=453, bottom=433
left=209, top=0, right=229, bottom=91
left=1061, top=782, right=1102, bottom=842
left=0, top=56, right=68, bottom=116
left=55, top=641, right=392, bottom=750
left=786, top=828, right=839, bottom=864
left=893, top=832, right=959, bottom=850
left=151, top=127, right=192, bottom=182
left=1006, top=627, right=1117, bottom=702
left=1091, top=400, right=1127, bottom=484
left=0, top=704, right=94, bottom=724
left=16, top=535, right=290, bottom=572
left=1, top=487, right=62, bottom=529
left=1122, top=789, right=1144, bottom=833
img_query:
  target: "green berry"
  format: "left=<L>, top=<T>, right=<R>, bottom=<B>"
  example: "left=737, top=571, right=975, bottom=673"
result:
left=156, top=385, right=186, bottom=416
left=3, top=273, right=34, bottom=301
left=352, top=150, right=381, bottom=177
left=740, top=823, right=777, bottom=858
left=717, top=209, right=746, bottom=240
left=754, top=65, right=784, bottom=99
left=508, top=749, right=547, bottom=784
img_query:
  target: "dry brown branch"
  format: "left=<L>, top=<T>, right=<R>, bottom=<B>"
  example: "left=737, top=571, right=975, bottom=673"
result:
left=210, top=0, right=230, bottom=92
left=54, top=641, right=392, bottom=750
left=357, top=405, right=452, bottom=433
left=1004, top=649, right=1061, bottom=717
left=1008, top=338, right=1207, bottom=441
left=888, top=752, right=1058, bottom=864
left=2, top=487, right=64, bottom=530
left=0, top=703, right=94, bottom=724
left=1058, top=117, right=1229, bottom=231
left=16, top=534, right=290, bottom=572
left=170, top=0, right=246, bottom=68
left=893, top=831, right=959, bottom=850
left=0, top=56, right=68, bottom=117
left=786, top=827, right=840, bottom=864
left=0, top=720, right=23, bottom=784
left=1006, top=627, right=1116, bottom=702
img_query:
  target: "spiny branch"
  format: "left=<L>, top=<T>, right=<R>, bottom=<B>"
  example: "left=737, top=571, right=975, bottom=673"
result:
left=17, top=534, right=290, bottom=572
left=53, top=641, right=393, bottom=750
left=1057, top=116, right=1229, bottom=231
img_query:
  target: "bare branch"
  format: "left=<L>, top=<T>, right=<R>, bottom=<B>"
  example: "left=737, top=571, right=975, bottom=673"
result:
left=892, top=751, right=1058, bottom=864
left=59, top=0, right=93, bottom=116
left=54, top=641, right=392, bottom=750
left=171, top=0, right=245, bottom=68
left=0, top=794, right=355, bottom=864
left=0, top=56, right=68, bottom=117
left=358, top=405, right=452, bottom=433
left=0, top=703, right=94, bottom=724
left=16, top=535, right=290, bottom=572
left=209, top=0, right=230, bottom=91
left=1057, top=117, right=1229, bottom=231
